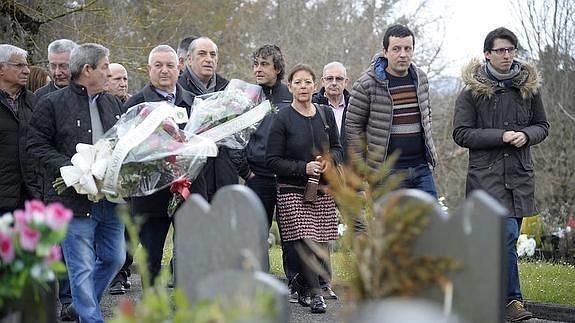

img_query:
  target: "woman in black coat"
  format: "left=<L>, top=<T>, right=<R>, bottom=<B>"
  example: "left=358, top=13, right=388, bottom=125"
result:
left=266, top=64, right=343, bottom=313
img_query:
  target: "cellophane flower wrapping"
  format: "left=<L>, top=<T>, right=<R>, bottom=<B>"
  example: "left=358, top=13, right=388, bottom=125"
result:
left=60, top=101, right=218, bottom=202
left=184, top=79, right=267, bottom=149
left=59, top=79, right=272, bottom=205
left=101, top=101, right=219, bottom=199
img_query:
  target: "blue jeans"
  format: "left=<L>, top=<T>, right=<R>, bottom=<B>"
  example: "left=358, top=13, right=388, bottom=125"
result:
left=62, top=200, right=125, bottom=323
left=393, top=164, right=438, bottom=198
left=506, top=217, right=523, bottom=303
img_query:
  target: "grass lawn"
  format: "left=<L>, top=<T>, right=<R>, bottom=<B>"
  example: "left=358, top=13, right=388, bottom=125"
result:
left=269, top=246, right=575, bottom=306
left=520, top=261, right=575, bottom=305
left=155, top=225, right=575, bottom=306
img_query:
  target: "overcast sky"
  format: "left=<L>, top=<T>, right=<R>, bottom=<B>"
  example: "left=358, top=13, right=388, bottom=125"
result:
left=424, top=0, right=520, bottom=76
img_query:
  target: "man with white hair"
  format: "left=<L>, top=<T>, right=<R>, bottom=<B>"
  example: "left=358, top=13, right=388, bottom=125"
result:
left=35, top=39, right=77, bottom=97
left=0, top=44, right=40, bottom=213
left=125, top=45, right=208, bottom=284
left=106, top=63, right=130, bottom=103
left=313, top=61, right=350, bottom=160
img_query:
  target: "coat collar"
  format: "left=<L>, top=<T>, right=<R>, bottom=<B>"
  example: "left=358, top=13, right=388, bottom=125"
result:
left=462, top=58, right=541, bottom=99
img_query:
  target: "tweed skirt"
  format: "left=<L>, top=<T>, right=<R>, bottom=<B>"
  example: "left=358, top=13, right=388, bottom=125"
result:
left=276, top=187, right=339, bottom=243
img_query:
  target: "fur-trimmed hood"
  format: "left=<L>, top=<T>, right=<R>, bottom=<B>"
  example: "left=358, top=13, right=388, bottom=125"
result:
left=461, top=58, right=541, bottom=99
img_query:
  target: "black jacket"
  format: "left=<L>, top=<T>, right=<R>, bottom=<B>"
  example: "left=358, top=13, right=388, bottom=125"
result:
left=266, top=105, right=343, bottom=187
left=34, top=81, right=61, bottom=98
left=125, top=83, right=208, bottom=217
left=312, top=88, right=350, bottom=160
left=0, top=89, right=41, bottom=212
left=245, top=81, right=292, bottom=177
left=178, top=70, right=245, bottom=201
left=453, top=59, right=549, bottom=217
left=27, top=82, right=125, bottom=217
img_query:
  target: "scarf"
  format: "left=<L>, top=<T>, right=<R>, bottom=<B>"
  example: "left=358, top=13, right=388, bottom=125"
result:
left=185, top=65, right=217, bottom=94
left=485, top=61, right=521, bottom=88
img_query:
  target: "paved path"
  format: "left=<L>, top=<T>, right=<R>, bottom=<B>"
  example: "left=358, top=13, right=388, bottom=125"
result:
left=58, top=273, right=570, bottom=322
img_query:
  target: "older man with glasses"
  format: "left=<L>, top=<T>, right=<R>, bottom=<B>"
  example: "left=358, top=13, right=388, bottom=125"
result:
left=0, top=44, right=41, bottom=214
left=35, top=39, right=77, bottom=98
left=313, top=61, right=350, bottom=161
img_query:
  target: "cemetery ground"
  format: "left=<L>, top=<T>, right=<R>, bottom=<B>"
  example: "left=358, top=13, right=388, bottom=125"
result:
left=80, top=228, right=575, bottom=323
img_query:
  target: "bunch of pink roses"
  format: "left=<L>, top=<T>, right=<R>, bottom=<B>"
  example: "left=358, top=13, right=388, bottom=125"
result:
left=0, top=200, right=72, bottom=310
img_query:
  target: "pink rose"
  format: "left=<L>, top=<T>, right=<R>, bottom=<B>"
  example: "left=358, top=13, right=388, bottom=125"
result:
left=25, top=200, right=46, bottom=224
left=45, top=203, right=73, bottom=231
left=0, top=231, right=15, bottom=263
left=20, top=226, right=41, bottom=251
left=44, top=245, right=62, bottom=265
left=13, top=209, right=29, bottom=230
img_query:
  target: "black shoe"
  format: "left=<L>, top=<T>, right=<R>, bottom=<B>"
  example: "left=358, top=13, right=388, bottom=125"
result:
left=310, top=295, right=327, bottom=313
left=109, top=280, right=126, bottom=295
left=60, top=303, right=79, bottom=321
left=322, top=286, right=338, bottom=300
left=123, top=277, right=131, bottom=289
left=297, top=293, right=312, bottom=307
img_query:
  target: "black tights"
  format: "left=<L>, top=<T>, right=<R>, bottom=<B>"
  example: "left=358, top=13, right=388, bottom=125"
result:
left=294, top=239, right=328, bottom=296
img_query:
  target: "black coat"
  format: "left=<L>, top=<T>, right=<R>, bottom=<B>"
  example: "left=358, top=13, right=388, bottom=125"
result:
left=266, top=105, right=343, bottom=187
left=312, top=88, right=350, bottom=160
left=245, top=81, right=292, bottom=177
left=0, top=89, right=41, bottom=212
left=34, top=81, right=61, bottom=98
left=27, top=82, right=125, bottom=217
left=453, top=60, right=549, bottom=217
left=125, top=83, right=208, bottom=217
left=178, top=70, right=245, bottom=201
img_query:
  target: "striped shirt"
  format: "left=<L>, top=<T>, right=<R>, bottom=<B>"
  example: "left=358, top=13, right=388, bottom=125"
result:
left=387, top=73, right=426, bottom=168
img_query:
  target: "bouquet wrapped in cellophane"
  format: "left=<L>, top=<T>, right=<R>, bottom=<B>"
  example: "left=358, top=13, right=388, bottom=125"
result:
left=185, top=79, right=269, bottom=148
left=57, top=79, right=271, bottom=210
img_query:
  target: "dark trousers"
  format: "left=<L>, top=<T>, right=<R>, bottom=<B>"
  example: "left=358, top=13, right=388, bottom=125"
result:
left=292, top=239, right=329, bottom=296
left=246, top=174, right=277, bottom=229
left=138, top=216, right=173, bottom=284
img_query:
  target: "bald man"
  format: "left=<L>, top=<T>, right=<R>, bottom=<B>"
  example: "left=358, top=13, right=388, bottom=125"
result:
left=106, top=63, right=130, bottom=102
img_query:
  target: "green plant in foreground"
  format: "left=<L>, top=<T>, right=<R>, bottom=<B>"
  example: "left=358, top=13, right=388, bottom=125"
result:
left=110, top=208, right=277, bottom=323
left=323, top=153, right=461, bottom=301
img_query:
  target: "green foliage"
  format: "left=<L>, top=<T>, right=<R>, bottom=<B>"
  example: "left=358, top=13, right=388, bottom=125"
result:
left=111, top=208, right=278, bottom=323
left=323, top=153, right=461, bottom=301
left=520, top=261, right=575, bottom=305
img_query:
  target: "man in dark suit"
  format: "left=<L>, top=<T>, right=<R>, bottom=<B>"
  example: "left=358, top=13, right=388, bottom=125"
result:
left=125, top=45, right=207, bottom=284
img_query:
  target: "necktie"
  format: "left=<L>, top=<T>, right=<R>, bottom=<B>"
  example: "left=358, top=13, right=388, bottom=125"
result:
left=165, top=93, right=175, bottom=104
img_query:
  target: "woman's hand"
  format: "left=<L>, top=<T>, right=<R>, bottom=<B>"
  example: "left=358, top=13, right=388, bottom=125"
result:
left=306, top=160, right=323, bottom=176
left=307, top=156, right=329, bottom=176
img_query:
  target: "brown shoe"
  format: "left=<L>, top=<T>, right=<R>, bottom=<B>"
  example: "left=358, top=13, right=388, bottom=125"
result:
left=506, top=300, right=533, bottom=322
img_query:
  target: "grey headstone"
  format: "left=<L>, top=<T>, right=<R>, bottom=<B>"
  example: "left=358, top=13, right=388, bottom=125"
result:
left=350, top=298, right=466, bottom=323
left=196, top=270, right=289, bottom=323
left=375, top=189, right=507, bottom=323
left=174, top=185, right=269, bottom=302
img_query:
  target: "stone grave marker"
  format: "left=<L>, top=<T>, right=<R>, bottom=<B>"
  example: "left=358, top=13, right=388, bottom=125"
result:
left=196, top=270, right=289, bottom=323
left=375, top=189, right=507, bottom=323
left=174, top=184, right=287, bottom=319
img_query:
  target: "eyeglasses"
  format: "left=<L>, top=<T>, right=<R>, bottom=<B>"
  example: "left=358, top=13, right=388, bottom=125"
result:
left=323, top=76, right=346, bottom=82
left=49, top=63, right=70, bottom=71
left=4, top=62, right=31, bottom=70
left=490, top=47, right=516, bottom=55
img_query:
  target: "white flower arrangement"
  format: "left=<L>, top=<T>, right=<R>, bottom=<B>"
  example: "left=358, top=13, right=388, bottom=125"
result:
left=516, top=234, right=536, bottom=257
